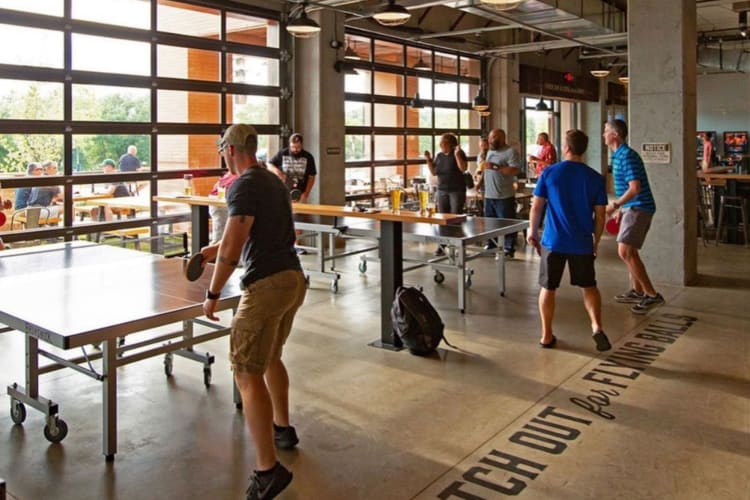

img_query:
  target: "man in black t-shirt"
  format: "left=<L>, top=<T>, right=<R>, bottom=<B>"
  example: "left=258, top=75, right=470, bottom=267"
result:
left=200, top=124, right=306, bottom=499
left=118, top=145, right=141, bottom=172
left=267, top=133, right=317, bottom=203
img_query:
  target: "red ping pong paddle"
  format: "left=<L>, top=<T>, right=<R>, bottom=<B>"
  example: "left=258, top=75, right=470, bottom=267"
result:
left=605, top=217, right=620, bottom=236
left=185, top=253, right=206, bottom=281
left=0, top=211, right=6, bottom=226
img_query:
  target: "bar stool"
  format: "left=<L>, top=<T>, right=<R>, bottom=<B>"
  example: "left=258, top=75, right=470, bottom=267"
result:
left=715, top=193, right=749, bottom=246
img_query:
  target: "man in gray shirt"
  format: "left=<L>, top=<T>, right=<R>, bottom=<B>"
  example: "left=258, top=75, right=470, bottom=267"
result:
left=480, top=128, right=521, bottom=257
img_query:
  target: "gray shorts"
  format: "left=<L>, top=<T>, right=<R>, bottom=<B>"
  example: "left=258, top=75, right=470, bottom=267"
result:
left=617, top=208, right=653, bottom=249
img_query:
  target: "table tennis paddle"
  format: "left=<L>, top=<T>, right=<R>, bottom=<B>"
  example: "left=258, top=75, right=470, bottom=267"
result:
left=605, top=217, right=620, bottom=236
left=185, top=252, right=205, bottom=281
left=0, top=211, right=6, bottom=226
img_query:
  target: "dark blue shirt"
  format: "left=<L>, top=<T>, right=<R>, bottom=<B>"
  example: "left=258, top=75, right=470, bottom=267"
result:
left=612, top=143, right=656, bottom=213
left=534, top=160, right=608, bottom=255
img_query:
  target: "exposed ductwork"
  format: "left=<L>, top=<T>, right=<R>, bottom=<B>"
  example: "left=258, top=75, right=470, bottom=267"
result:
left=698, top=45, right=750, bottom=72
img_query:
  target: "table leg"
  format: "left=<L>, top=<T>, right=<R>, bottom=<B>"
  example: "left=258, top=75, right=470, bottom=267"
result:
left=370, top=220, right=403, bottom=350
left=102, top=339, right=117, bottom=461
left=191, top=205, right=209, bottom=255
left=497, top=249, right=506, bottom=297
left=457, top=245, right=466, bottom=314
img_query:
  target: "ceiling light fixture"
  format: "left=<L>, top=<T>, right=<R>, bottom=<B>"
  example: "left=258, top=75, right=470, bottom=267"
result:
left=344, top=45, right=360, bottom=60
left=413, top=55, right=431, bottom=71
left=479, top=110, right=491, bottom=117
left=590, top=62, right=611, bottom=78
left=479, top=0, right=526, bottom=11
left=472, top=83, right=489, bottom=111
left=740, top=11, right=748, bottom=38
left=409, top=92, right=424, bottom=109
left=535, top=55, right=549, bottom=112
left=373, top=0, right=411, bottom=27
left=287, top=3, right=321, bottom=39
left=618, top=75, right=629, bottom=84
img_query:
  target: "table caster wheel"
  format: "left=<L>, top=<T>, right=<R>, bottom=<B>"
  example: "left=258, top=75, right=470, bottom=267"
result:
left=330, top=280, right=339, bottom=293
left=203, top=366, right=212, bottom=388
left=164, top=353, right=173, bottom=377
left=433, top=271, right=445, bottom=284
left=44, top=417, right=68, bottom=443
left=358, top=261, right=367, bottom=274
left=10, top=399, right=26, bottom=424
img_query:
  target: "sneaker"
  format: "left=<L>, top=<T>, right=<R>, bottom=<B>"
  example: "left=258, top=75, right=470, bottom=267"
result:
left=615, top=289, right=645, bottom=303
left=483, top=241, right=497, bottom=251
left=246, top=462, right=293, bottom=500
left=274, top=424, right=299, bottom=450
left=631, top=293, right=665, bottom=315
left=434, top=246, right=445, bottom=256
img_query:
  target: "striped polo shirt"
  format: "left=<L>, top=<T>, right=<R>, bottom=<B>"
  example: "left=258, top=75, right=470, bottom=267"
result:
left=612, top=143, right=656, bottom=214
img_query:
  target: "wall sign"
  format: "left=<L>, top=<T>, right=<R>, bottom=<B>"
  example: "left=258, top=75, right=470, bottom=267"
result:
left=641, top=143, right=671, bottom=164
left=326, top=147, right=341, bottom=155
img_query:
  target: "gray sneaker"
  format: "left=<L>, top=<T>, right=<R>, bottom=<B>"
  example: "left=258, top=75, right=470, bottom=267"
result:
left=631, top=293, right=665, bottom=314
left=274, top=424, right=299, bottom=450
left=246, top=462, right=293, bottom=500
left=615, top=289, right=645, bottom=303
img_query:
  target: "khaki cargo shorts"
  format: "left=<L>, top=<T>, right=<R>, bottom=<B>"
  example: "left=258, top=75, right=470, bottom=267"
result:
left=230, top=269, right=306, bottom=374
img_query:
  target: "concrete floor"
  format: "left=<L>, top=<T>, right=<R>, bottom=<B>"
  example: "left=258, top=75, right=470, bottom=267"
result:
left=1, top=234, right=748, bottom=500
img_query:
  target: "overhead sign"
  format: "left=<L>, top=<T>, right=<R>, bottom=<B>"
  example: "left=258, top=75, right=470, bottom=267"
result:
left=641, top=143, right=671, bottom=164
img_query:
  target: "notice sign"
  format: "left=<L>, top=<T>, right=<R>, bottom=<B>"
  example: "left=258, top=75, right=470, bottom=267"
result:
left=641, top=143, right=671, bottom=164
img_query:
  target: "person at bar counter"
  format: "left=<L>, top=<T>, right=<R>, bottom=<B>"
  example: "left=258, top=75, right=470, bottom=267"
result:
left=604, top=119, right=665, bottom=314
left=200, top=124, right=306, bottom=500
left=527, top=129, right=611, bottom=352
left=528, top=132, right=557, bottom=178
left=482, top=128, right=521, bottom=258
left=700, top=132, right=714, bottom=171
left=424, top=132, right=468, bottom=256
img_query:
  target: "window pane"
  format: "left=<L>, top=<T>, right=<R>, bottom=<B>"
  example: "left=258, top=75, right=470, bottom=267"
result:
left=374, top=103, right=403, bottom=127
left=227, top=95, right=279, bottom=125
left=73, top=85, right=150, bottom=122
left=1, top=1, right=61, bottom=16
left=459, top=83, right=478, bottom=104
left=344, top=34, right=371, bottom=62
left=435, top=81, right=457, bottom=101
left=374, top=72, right=403, bottom=97
left=72, top=135, right=150, bottom=173
left=373, top=136, right=403, bottom=161
left=157, top=134, right=219, bottom=172
left=158, top=45, right=220, bottom=81
left=73, top=0, right=150, bottom=30
left=435, top=108, right=458, bottom=129
left=157, top=1, right=220, bottom=39
left=459, top=109, right=474, bottom=129
left=0, top=80, right=63, bottom=120
left=345, top=101, right=370, bottom=127
left=0, top=25, right=63, bottom=68
left=345, top=135, right=369, bottom=162
left=226, top=12, right=280, bottom=48
left=374, top=166, right=402, bottom=190
left=373, top=39, right=403, bottom=66
left=345, top=167, right=372, bottom=196
left=73, top=34, right=150, bottom=76
left=434, top=52, right=458, bottom=75
left=345, top=70, right=371, bottom=94
left=256, top=135, right=280, bottom=164
left=406, top=107, right=432, bottom=128
left=406, top=76, right=432, bottom=100
left=228, top=54, right=279, bottom=86
left=460, top=57, right=481, bottom=78
left=0, top=134, right=63, bottom=176
left=157, top=90, right=220, bottom=123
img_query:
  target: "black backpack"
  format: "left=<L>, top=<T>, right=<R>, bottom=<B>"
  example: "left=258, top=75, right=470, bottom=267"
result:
left=391, top=286, right=451, bottom=356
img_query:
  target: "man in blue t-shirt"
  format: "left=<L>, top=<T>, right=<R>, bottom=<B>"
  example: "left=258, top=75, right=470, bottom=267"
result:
left=528, top=129, right=611, bottom=352
left=603, top=119, right=664, bottom=315
left=199, top=124, right=305, bottom=499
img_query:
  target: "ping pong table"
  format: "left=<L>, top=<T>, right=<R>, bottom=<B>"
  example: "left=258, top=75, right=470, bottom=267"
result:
left=0, top=241, right=241, bottom=460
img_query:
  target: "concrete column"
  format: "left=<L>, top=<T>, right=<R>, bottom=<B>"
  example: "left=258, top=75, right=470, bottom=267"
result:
left=489, top=56, right=521, bottom=150
left=293, top=9, right=346, bottom=205
left=628, top=0, right=697, bottom=285
left=580, top=79, right=608, bottom=177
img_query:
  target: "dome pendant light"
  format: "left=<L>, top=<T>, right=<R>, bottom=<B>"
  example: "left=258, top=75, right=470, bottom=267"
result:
left=479, top=0, right=526, bottom=11
left=373, top=0, right=411, bottom=27
left=472, top=83, right=489, bottom=111
left=287, top=3, right=321, bottom=39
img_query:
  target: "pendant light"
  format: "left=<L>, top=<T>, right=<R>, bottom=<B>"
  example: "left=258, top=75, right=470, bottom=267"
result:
left=472, top=83, right=489, bottom=111
left=373, top=0, right=411, bottom=27
left=409, top=92, right=424, bottom=109
left=535, top=57, right=549, bottom=112
left=413, top=54, right=431, bottom=71
left=479, top=0, right=526, bottom=11
left=590, top=63, right=611, bottom=78
left=287, top=3, right=321, bottom=39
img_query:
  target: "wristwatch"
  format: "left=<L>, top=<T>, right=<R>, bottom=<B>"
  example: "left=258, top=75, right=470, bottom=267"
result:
left=611, top=201, right=620, bottom=210
left=206, top=289, right=221, bottom=300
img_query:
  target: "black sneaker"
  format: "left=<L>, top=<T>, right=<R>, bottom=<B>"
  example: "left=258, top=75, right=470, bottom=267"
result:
left=631, top=293, right=665, bottom=315
left=274, top=424, right=299, bottom=450
left=614, top=289, right=645, bottom=303
left=246, top=462, right=293, bottom=500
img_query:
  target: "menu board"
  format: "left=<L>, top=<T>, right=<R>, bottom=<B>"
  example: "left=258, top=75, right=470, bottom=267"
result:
left=723, top=131, right=748, bottom=156
left=697, top=131, right=716, bottom=160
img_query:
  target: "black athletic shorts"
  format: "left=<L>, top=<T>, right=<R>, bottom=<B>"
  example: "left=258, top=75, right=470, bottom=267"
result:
left=539, top=247, right=596, bottom=290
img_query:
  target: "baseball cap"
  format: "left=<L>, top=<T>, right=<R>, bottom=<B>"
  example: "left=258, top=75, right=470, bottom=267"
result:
left=218, top=124, right=258, bottom=152
left=100, top=159, right=117, bottom=168
left=26, top=162, right=41, bottom=174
